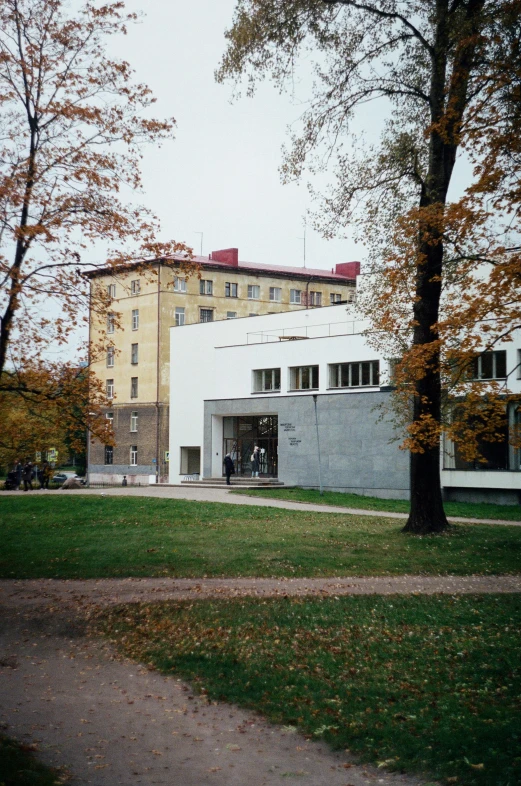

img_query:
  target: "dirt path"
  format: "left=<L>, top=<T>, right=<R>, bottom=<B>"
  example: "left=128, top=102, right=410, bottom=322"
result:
left=0, top=594, right=430, bottom=786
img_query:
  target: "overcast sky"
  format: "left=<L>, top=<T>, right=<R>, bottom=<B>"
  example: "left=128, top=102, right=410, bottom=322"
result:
left=107, top=0, right=366, bottom=272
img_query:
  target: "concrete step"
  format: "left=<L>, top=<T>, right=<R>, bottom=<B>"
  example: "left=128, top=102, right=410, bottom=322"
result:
left=180, top=480, right=284, bottom=489
left=183, top=477, right=281, bottom=485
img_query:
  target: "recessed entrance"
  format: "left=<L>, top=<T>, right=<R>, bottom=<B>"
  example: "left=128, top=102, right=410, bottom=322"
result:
left=223, top=415, right=278, bottom=477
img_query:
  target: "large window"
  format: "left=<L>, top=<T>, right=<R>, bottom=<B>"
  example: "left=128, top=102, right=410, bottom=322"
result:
left=107, top=312, right=115, bottom=334
left=200, top=308, right=214, bottom=323
left=131, top=309, right=139, bottom=330
left=253, top=368, right=281, bottom=393
left=472, top=350, right=507, bottom=380
left=130, top=445, right=138, bottom=466
left=200, top=279, right=213, bottom=295
left=106, top=346, right=114, bottom=368
left=289, top=365, right=319, bottom=390
left=130, top=377, right=138, bottom=398
left=175, top=307, right=185, bottom=326
left=106, top=379, right=114, bottom=399
left=104, top=445, right=113, bottom=465
left=131, top=343, right=138, bottom=365
left=309, top=291, right=322, bottom=306
left=130, top=411, right=138, bottom=432
left=290, top=289, right=301, bottom=304
left=329, top=360, right=380, bottom=388
left=131, top=279, right=140, bottom=296
left=225, top=282, right=238, bottom=298
left=248, top=284, right=260, bottom=300
left=174, top=276, right=187, bottom=293
left=269, top=287, right=282, bottom=302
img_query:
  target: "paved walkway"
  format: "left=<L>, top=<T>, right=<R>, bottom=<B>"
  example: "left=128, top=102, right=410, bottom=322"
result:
left=8, top=484, right=521, bottom=526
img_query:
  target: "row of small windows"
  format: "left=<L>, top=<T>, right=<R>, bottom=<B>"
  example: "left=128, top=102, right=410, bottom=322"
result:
left=175, top=276, right=346, bottom=305
left=252, top=361, right=380, bottom=393
left=107, top=280, right=140, bottom=299
left=107, top=344, right=138, bottom=367
left=105, top=411, right=138, bottom=432
left=104, top=445, right=138, bottom=466
left=108, top=306, right=259, bottom=332
left=107, top=309, right=140, bottom=333
left=106, top=377, right=138, bottom=399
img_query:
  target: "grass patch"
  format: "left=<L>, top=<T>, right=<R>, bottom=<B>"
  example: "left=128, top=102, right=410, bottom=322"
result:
left=98, top=594, right=521, bottom=786
left=0, top=735, right=65, bottom=785
left=1, top=495, right=521, bottom=579
left=231, top=487, right=521, bottom=521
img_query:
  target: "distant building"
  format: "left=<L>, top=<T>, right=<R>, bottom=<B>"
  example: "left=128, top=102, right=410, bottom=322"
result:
left=87, top=248, right=359, bottom=483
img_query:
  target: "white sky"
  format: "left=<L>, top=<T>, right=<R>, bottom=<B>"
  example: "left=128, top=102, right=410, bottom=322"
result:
left=107, top=0, right=365, bottom=271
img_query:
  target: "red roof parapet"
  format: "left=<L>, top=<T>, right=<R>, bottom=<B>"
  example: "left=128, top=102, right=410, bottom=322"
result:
left=210, top=248, right=239, bottom=266
left=335, top=261, right=360, bottom=278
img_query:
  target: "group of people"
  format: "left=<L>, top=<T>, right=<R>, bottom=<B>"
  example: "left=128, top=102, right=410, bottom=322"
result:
left=223, top=444, right=261, bottom=485
left=11, top=460, right=52, bottom=491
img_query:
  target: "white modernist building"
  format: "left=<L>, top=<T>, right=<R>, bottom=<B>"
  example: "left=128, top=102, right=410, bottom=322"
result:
left=169, top=300, right=521, bottom=504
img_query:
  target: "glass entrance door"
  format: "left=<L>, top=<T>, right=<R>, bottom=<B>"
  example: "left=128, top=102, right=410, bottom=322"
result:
left=223, top=415, right=278, bottom=477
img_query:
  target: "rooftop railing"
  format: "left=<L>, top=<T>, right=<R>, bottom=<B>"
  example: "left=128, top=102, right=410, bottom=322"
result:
left=246, top=318, right=369, bottom=344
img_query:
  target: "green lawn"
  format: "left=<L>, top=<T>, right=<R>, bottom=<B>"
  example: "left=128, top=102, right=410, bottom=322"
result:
left=0, top=735, right=65, bottom=785
left=99, top=594, right=521, bottom=786
left=1, top=495, right=520, bottom=579
left=231, top=487, right=521, bottom=521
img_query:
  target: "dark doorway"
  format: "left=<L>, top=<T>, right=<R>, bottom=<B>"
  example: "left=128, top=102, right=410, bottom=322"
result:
left=223, top=415, right=278, bottom=477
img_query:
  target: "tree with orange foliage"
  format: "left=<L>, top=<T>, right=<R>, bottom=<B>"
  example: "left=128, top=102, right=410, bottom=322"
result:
left=0, top=0, right=190, bottom=437
left=218, top=0, right=521, bottom=533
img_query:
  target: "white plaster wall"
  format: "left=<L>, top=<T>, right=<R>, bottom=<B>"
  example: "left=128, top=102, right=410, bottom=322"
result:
left=169, top=306, right=521, bottom=484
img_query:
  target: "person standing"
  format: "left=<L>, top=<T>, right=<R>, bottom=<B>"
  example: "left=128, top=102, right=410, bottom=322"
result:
left=41, top=461, right=52, bottom=490
left=223, top=453, right=235, bottom=485
left=22, top=461, right=33, bottom=491
left=14, top=459, right=23, bottom=490
left=251, top=445, right=260, bottom=478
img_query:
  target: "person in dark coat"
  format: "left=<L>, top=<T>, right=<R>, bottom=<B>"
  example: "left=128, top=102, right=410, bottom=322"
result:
left=251, top=445, right=260, bottom=478
left=14, top=459, right=23, bottom=490
left=22, top=461, right=33, bottom=491
left=223, top=453, right=235, bottom=485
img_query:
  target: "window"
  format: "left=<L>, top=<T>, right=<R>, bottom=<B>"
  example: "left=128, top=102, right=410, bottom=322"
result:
left=132, top=309, right=139, bottom=330
left=200, top=279, right=213, bottom=295
left=130, top=377, right=138, bottom=398
left=200, top=308, right=214, bottom=323
left=130, top=445, right=138, bottom=466
left=107, top=312, right=115, bottom=334
left=253, top=368, right=281, bottom=393
left=175, top=307, right=185, bottom=326
left=174, top=276, right=187, bottom=293
left=225, top=282, right=238, bottom=298
left=309, top=291, right=322, bottom=306
left=227, top=311, right=237, bottom=319
left=130, top=411, right=138, bottom=432
left=131, top=279, right=140, bottom=296
left=472, top=350, right=507, bottom=380
left=269, top=287, right=282, bottom=302
left=330, top=293, right=342, bottom=304
left=329, top=360, right=380, bottom=388
left=290, top=289, right=301, bottom=304
left=248, top=284, right=260, bottom=300
left=104, top=445, right=113, bottom=465
left=289, top=365, right=319, bottom=390
left=106, top=379, right=114, bottom=399
left=106, top=411, right=113, bottom=423
left=106, top=346, right=114, bottom=368
left=131, top=343, right=138, bottom=365
left=249, top=312, right=257, bottom=317
left=107, top=283, right=116, bottom=299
